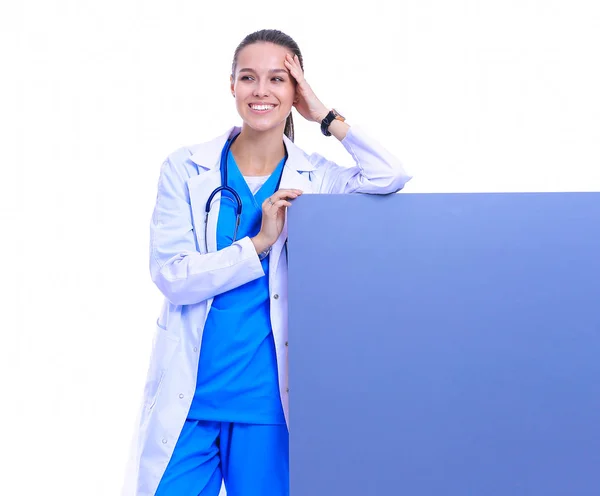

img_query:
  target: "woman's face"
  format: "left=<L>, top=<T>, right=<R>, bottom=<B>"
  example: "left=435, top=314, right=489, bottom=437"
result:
left=231, top=42, right=296, bottom=134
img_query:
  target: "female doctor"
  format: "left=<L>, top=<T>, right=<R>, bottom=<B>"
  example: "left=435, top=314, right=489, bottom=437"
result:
left=123, top=29, right=411, bottom=496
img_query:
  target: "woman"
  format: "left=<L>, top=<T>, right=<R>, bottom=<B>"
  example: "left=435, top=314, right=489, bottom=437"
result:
left=123, top=29, right=411, bottom=496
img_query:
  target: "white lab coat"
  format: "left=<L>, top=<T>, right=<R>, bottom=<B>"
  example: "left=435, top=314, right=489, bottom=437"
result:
left=122, top=125, right=411, bottom=496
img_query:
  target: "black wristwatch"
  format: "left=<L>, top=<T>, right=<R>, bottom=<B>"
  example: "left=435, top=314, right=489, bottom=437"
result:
left=320, top=109, right=345, bottom=136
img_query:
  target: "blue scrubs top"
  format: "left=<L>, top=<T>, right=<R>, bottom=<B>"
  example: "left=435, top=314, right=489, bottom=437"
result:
left=187, top=145, right=287, bottom=425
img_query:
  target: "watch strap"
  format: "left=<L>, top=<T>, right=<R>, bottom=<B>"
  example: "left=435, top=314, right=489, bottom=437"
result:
left=320, top=109, right=344, bottom=137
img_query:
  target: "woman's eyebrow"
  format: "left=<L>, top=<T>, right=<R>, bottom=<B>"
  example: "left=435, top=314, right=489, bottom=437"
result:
left=238, top=68, right=288, bottom=74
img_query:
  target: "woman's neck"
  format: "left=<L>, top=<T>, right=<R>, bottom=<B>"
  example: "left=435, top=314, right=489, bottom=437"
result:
left=230, top=123, right=287, bottom=176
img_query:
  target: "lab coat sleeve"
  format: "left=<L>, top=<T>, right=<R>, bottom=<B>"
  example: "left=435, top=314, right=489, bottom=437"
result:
left=149, top=155, right=265, bottom=306
left=310, top=125, right=412, bottom=194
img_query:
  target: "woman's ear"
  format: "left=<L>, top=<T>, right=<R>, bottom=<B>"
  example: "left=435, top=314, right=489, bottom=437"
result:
left=230, top=75, right=235, bottom=97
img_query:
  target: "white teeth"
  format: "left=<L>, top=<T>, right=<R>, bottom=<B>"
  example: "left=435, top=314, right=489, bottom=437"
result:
left=251, top=104, right=275, bottom=111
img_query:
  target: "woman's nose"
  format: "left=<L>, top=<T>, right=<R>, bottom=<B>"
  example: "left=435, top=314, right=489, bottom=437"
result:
left=254, top=81, right=269, bottom=97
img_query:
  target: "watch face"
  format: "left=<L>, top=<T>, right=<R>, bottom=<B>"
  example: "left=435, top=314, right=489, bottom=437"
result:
left=332, top=109, right=345, bottom=121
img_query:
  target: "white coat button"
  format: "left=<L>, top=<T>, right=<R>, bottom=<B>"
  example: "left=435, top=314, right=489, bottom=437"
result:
left=273, top=294, right=279, bottom=300
left=193, top=347, right=198, bottom=352
left=285, top=341, right=288, bottom=347
left=179, top=394, right=184, bottom=399
left=162, top=439, right=167, bottom=444
left=286, top=388, right=289, bottom=393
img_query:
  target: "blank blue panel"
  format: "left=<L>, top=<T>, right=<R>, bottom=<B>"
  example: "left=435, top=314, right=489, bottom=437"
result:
left=287, top=193, right=600, bottom=496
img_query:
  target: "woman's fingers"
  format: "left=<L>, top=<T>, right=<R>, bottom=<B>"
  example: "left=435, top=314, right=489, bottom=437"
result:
left=273, top=200, right=292, bottom=209
left=273, top=189, right=303, bottom=199
left=284, top=53, right=305, bottom=84
left=263, top=189, right=302, bottom=209
left=264, top=199, right=292, bottom=213
left=256, top=190, right=300, bottom=247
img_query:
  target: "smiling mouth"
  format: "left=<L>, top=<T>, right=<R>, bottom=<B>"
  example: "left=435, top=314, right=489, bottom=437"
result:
left=249, top=104, right=277, bottom=113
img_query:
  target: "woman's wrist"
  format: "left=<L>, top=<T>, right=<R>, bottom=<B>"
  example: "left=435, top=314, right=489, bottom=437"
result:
left=251, top=234, right=272, bottom=255
left=315, top=108, right=350, bottom=140
left=314, top=107, right=330, bottom=123
left=318, top=111, right=350, bottom=141
left=327, top=118, right=350, bottom=141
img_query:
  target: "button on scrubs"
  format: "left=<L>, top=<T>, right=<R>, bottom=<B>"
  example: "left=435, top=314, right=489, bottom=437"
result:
left=155, top=144, right=289, bottom=496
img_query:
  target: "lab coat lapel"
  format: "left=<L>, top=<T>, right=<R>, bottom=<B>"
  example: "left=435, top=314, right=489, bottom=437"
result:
left=269, top=139, right=315, bottom=281
left=187, top=127, right=238, bottom=254
left=188, top=168, right=222, bottom=254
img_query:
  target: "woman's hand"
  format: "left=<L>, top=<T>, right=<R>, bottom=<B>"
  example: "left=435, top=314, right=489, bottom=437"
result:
left=251, top=189, right=303, bottom=254
left=284, top=54, right=329, bottom=123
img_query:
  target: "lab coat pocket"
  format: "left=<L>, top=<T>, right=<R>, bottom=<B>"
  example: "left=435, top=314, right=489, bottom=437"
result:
left=143, top=321, right=180, bottom=410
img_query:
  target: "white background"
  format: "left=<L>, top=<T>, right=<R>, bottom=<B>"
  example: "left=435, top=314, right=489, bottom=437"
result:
left=2, top=1, right=599, bottom=494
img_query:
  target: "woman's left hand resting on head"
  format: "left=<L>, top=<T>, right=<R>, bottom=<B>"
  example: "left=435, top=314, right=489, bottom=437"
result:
left=283, top=53, right=349, bottom=140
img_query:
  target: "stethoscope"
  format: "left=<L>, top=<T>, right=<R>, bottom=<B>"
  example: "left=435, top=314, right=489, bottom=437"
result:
left=204, top=134, right=287, bottom=253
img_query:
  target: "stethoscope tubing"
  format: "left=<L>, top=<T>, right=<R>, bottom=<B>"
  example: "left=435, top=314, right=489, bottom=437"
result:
left=203, top=133, right=286, bottom=253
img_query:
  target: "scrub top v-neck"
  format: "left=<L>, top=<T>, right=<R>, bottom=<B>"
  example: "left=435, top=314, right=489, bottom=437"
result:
left=188, top=147, right=287, bottom=425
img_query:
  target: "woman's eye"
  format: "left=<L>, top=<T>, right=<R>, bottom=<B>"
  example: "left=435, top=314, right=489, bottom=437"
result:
left=240, top=75, right=284, bottom=82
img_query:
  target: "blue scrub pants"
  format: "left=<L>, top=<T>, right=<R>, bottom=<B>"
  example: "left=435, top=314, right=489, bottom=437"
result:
left=155, top=420, right=289, bottom=496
